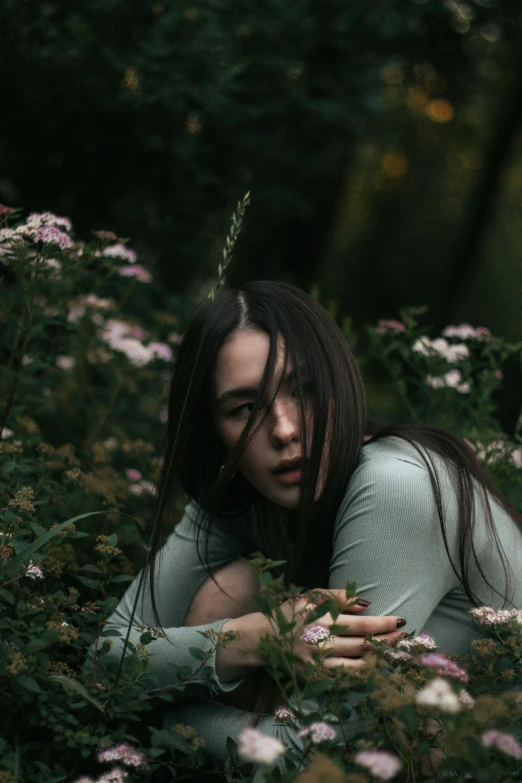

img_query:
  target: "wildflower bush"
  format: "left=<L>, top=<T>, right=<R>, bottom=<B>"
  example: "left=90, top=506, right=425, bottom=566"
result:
left=0, top=206, right=521, bottom=782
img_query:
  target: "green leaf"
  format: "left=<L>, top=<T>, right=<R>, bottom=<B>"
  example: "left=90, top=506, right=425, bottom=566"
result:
left=110, top=574, right=134, bottom=583
left=26, top=638, right=49, bottom=653
left=17, top=674, right=41, bottom=692
left=0, top=511, right=107, bottom=575
left=189, top=646, right=208, bottom=661
left=48, top=675, right=104, bottom=711
left=301, top=679, right=332, bottom=699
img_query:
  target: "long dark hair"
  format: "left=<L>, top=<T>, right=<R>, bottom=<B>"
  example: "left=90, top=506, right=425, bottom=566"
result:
left=149, top=281, right=521, bottom=625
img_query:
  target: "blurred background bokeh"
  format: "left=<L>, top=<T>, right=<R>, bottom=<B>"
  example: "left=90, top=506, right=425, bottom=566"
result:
left=1, top=0, right=520, bottom=413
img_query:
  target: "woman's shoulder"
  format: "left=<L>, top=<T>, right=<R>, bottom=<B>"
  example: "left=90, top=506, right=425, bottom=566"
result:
left=358, top=435, right=430, bottom=474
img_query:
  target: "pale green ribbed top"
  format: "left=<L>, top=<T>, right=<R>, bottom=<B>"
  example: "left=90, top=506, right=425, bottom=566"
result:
left=101, top=437, right=522, bottom=765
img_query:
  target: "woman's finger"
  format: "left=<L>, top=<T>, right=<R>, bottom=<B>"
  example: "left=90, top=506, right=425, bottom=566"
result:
left=326, top=613, right=406, bottom=637
left=321, top=630, right=407, bottom=658
left=321, top=656, right=367, bottom=671
left=307, top=588, right=370, bottom=612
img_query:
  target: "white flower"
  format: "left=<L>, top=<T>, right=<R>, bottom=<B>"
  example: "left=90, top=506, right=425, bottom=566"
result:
left=426, top=369, right=470, bottom=393
left=415, top=677, right=461, bottom=713
left=238, top=727, right=285, bottom=764
left=470, top=606, right=520, bottom=626
left=385, top=649, right=412, bottom=662
left=273, top=706, right=293, bottom=722
left=98, top=743, right=144, bottom=767
left=56, top=355, right=75, bottom=371
left=102, top=243, right=137, bottom=263
left=25, top=561, right=44, bottom=579
left=103, top=437, right=119, bottom=451
left=413, top=336, right=469, bottom=363
left=97, top=768, right=128, bottom=783
left=355, top=749, right=402, bottom=780
left=1, top=428, right=13, bottom=439
left=458, top=689, right=475, bottom=709
left=442, top=324, right=491, bottom=341
left=396, top=633, right=437, bottom=651
left=298, top=722, right=336, bottom=743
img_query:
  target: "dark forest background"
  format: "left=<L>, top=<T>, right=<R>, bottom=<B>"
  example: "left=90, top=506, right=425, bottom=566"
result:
left=1, top=0, right=521, bottom=341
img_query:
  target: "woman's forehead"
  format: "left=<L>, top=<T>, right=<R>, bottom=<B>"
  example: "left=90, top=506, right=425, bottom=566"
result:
left=214, top=328, right=286, bottom=397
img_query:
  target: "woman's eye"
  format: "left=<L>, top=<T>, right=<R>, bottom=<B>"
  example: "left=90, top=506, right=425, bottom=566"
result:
left=229, top=402, right=255, bottom=418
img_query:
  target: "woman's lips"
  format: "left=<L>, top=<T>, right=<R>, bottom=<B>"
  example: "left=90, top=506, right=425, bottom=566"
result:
left=273, top=468, right=302, bottom=484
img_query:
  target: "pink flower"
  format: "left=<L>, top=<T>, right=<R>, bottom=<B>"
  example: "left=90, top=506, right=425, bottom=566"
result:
left=34, top=226, right=72, bottom=250
left=149, top=342, right=173, bottom=362
left=482, top=730, right=522, bottom=759
left=300, top=625, right=331, bottom=643
left=0, top=204, right=16, bottom=216
left=98, top=742, right=144, bottom=767
left=355, top=749, right=402, bottom=780
left=26, top=211, right=72, bottom=232
left=98, top=769, right=127, bottom=783
left=273, top=706, right=293, bottom=722
left=95, top=230, right=118, bottom=242
left=238, top=727, right=284, bottom=764
left=376, top=319, right=406, bottom=334
left=129, top=326, right=146, bottom=340
left=118, top=264, right=152, bottom=283
left=298, top=722, right=336, bottom=743
left=417, top=653, right=468, bottom=682
left=102, top=243, right=137, bottom=263
left=442, top=324, right=491, bottom=341
left=125, top=468, right=142, bottom=482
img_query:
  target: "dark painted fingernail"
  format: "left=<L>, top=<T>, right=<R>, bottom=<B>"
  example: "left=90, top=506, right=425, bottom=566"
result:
left=396, top=618, right=407, bottom=628
left=354, top=598, right=371, bottom=607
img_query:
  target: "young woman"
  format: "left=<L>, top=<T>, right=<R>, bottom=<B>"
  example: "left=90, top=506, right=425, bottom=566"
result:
left=102, top=281, right=522, bottom=763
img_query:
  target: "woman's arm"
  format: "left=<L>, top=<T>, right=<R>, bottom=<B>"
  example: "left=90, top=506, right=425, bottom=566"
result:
left=91, top=502, right=256, bottom=699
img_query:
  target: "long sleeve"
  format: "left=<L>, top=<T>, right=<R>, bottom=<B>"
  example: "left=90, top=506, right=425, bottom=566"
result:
left=96, top=501, right=254, bottom=699
left=158, top=441, right=474, bottom=762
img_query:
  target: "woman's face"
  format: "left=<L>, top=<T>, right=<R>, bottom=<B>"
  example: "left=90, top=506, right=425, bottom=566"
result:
left=213, top=328, right=318, bottom=508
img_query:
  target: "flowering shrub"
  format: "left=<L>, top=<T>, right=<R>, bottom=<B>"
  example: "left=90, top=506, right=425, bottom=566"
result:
left=0, top=206, right=521, bottom=781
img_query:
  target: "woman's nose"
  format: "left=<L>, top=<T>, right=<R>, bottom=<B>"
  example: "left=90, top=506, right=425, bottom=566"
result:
left=269, top=398, right=300, bottom=447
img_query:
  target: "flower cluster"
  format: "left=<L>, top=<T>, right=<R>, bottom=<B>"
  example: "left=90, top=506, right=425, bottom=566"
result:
left=375, top=319, right=406, bottom=334
left=354, top=749, right=402, bottom=780
left=412, top=336, right=469, bottom=363
left=100, top=319, right=172, bottom=366
left=482, top=730, right=522, bottom=759
left=298, top=722, right=337, bottom=743
left=425, top=368, right=470, bottom=393
left=101, top=243, right=137, bottom=264
left=386, top=632, right=437, bottom=661
left=442, top=324, right=491, bottom=340
left=417, top=653, right=469, bottom=682
left=238, top=727, right=285, bottom=764
left=97, top=743, right=144, bottom=767
left=470, top=606, right=522, bottom=627
left=300, top=624, right=331, bottom=643
left=415, top=677, right=461, bottom=713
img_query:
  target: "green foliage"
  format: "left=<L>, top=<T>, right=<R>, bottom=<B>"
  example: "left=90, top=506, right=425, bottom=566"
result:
left=0, top=208, right=521, bottom=781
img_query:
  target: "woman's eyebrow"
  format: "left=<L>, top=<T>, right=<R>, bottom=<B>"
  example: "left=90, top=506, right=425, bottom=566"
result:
left=216, top=386, right=258, bottom=407
left=216, top=369, right=301, bottom=408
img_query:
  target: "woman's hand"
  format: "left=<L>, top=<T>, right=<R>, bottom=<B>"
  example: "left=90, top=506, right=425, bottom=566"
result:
left=276, top=588, right=406, bottom=676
